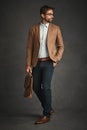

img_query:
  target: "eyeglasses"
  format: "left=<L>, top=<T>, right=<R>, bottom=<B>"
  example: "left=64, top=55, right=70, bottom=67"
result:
left=45, top=13, right=54, bottom=16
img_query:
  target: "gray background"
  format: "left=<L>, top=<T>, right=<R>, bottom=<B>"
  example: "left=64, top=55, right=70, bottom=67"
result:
left=0, top=0, right=87, bottom=116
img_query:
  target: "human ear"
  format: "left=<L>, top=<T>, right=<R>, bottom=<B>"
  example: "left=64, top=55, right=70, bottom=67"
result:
left=41, top=14, right=45, bottom=19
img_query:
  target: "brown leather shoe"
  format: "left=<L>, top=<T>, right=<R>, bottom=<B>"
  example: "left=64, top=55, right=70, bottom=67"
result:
left=50, top=109, right=55, bottom=115
left=35, top=116, right=50, bottom=124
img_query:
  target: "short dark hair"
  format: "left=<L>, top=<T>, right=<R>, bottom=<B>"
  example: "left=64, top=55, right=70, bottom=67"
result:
left=40, top=5, right=55, bottom=15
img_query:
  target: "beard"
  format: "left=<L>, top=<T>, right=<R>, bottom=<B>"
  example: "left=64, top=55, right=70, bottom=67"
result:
left=46, top=18, right=53, bottom=23
left=45, top=18, right=53, bottom=23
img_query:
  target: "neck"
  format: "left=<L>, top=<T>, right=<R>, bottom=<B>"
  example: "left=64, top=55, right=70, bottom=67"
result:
left=41, top=20, right=49, bottom=24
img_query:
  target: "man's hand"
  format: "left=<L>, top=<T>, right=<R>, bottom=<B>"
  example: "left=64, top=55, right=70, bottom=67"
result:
left=53, top=61, right=58, bottom=67
left=26, top=66, right=32, bottom=73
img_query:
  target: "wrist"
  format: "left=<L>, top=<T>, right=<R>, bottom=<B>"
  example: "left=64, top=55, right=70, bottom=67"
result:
left=53, top=61, right=58, bottom=64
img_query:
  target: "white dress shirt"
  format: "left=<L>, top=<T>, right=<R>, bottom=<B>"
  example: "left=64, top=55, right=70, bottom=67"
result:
left=38, top=23, right=49, bottom=58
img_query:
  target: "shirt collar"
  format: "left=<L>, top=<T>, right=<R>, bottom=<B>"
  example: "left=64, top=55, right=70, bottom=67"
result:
left=40, top=22, right=49, bottom=28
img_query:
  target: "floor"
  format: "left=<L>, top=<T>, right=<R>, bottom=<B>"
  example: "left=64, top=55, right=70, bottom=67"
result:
left=0, top=110, right=87, bottom=130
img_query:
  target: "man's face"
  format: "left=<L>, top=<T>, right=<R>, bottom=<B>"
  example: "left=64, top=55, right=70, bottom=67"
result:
left=41, top=9, right=54, bottom=23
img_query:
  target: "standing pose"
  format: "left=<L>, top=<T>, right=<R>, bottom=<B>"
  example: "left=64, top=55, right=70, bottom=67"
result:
left=26, top=5, right=64, bottom=124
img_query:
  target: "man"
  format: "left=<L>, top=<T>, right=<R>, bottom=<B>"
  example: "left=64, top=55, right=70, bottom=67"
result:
left=26, top=5, right=64, bottom=124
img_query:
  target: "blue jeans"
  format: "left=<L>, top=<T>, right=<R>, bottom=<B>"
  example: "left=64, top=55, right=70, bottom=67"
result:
left=32, top=60, right=54, bottom=117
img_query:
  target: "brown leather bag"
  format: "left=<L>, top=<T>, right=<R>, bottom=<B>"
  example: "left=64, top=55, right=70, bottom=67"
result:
left=24, top=72, right=33, bottom=98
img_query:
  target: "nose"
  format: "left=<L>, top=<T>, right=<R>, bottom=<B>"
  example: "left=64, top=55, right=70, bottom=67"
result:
left=52, top=15, right=54, bottom=19
left=52, top=14, right=54, bottom=18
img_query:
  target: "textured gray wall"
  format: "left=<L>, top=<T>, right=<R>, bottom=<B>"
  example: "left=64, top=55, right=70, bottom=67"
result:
left=0, top=0, right=87, bottom=114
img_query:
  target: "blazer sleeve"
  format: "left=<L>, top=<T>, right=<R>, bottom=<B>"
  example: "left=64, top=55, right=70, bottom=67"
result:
left=56, top=26, right=64, bottom=61
left=26, top=27, right=34, bottom=67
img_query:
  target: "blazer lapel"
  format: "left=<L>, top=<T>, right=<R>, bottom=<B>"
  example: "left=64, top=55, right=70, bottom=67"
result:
left=36, top=23, right=53, bottom=44
left=37, top=23, right=52, bottom=42
left=47, top=23, right=53, bottom=43
left=36, top=23, right=40, bottom=44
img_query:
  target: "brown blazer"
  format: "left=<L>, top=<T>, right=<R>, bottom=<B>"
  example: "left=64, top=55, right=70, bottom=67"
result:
left=26, top=23, right=64, bottom=67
